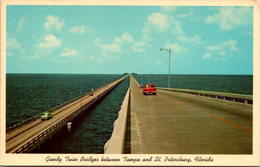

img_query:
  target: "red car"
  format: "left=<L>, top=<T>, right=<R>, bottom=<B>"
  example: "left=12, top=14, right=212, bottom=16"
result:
left=143, top=84, right=157, bottom=95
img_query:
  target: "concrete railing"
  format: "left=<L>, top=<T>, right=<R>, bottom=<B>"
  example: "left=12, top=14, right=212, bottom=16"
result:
left=7, top=76, right=127, bottom=133
left=13, top=104, right=84, bottom=153
left=104, top=88, right=130, bottom=154
left=158, top=87, right=253, bottom=104
left=6, top=86, right=104, bottom=133
left=12, top=82, right=124, bottom=153
left=131, top=76, right=252, bottom=104
left=8, top=76, right=127, bottom=153
left=131, top=76, right=140, bottom=87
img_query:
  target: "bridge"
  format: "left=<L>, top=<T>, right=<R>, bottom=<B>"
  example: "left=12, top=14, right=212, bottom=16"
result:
left=6, top=75, right=252, bottom=154
left=105, top=76, right=252, bottom=154
left=6, top=76, right=127, bottom=153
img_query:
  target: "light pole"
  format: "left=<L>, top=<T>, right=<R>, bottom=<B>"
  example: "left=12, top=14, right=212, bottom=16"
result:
left=160, top=48, right=171, bottom=88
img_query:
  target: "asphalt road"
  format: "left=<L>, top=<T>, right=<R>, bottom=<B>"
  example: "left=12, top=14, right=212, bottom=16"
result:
left=128, top=77, right=252, bottom=154
left=6, top=77, right=126, bottom=153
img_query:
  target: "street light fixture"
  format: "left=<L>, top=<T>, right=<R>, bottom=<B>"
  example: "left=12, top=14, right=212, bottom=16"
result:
left=160, top=48, right=171, bottom=88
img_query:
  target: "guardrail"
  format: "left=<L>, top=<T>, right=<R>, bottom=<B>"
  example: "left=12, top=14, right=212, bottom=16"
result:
left=13, top=102, right=87, bottom=153
left=7, top=89, right=99, bottom=133
left=104, top=88, right=130, bottom=154
left=131, top=76, right=140, bottom=87
left=158, top=87, right=253, bottom=105
left=11, top=76, right=126, bottom=153
left=131, top=76, right=252, bottom=105
left=6, top=78, right=124, bottom=133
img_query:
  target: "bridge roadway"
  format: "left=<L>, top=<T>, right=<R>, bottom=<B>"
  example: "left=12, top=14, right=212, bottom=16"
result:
left=127, top=76, right=252, bottom=154
left=6, top=76, right=126, bottom=153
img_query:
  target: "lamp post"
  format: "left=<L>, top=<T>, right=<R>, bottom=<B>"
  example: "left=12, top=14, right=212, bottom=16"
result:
left=160, top=48, right=171, bottom=88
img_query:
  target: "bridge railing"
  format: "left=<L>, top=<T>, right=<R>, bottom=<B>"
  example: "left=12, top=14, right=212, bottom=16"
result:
left=6, top=78, right=121, bottom=133
left=158, top=87, right=253, bottom=104
left=11, top=76, right=127, bottom=153
left=6, top=90, right=93, bottom=133
left=131, top=76, right=252, bottom=105
left=104, top=88, right=130, bottom=154
left=13, top=102, right=87, bottom=153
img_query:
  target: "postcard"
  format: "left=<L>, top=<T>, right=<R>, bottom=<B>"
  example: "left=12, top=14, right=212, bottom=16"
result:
left=0, top=0, right=259, bottom=166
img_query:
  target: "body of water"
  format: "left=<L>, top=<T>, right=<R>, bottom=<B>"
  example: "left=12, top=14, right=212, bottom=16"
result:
left=135, top=74, right=253, bottom=95
left=6, top=74, right=252, bottom=153
left=32, top=76, right=130, bottom=153
left=6, top=74, right=126, bottom=128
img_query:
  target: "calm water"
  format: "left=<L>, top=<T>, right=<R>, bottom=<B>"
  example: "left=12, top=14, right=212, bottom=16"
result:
left=6, top=74, right=125, bottom=127
left=6, top=74, right=252, bottom=153
left=32, top=76, right=130, bottom=153
left=135, top=74, right=253, bottom=95
left=6, top=74, right=129, bottom=153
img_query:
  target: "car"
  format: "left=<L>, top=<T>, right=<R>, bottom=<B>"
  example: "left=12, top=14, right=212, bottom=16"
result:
left=41, top=111, right=53, bottom=120
left=143, top=84, right=157, bottom=95
left=89, top=89, right=94, bottom=96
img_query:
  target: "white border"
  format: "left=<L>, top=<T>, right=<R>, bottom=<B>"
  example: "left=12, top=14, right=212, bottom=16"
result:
left=1, top=0, right=259, bottom=166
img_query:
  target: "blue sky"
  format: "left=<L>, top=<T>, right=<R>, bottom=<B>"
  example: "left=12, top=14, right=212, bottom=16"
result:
left=6, top=6, right=253, bottom=74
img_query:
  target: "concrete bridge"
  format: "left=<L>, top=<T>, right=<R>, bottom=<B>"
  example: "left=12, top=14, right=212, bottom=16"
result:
left=105, top=76, right=252, bottom=154
left=6, top=76, right=127, bottom=153
left=6, top=75, right=252, bottom=154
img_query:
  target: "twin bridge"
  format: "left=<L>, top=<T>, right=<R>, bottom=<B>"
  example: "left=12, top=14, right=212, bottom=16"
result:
left=6, top=76, right=252, bottom=154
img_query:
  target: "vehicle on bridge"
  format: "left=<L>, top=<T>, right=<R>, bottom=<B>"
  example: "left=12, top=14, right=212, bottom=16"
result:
left=41, top=111, right=53, bottom=120
left=143, top=84, right=157, bottom=95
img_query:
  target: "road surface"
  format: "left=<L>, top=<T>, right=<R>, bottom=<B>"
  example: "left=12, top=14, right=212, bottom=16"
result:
left=127, top=77, right=252, bottom=154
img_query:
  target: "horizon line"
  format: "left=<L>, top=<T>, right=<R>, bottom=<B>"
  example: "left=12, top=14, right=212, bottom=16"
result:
left=5, top=72, right=253, bottom=75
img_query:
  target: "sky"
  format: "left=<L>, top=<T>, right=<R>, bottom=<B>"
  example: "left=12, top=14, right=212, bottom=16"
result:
left=6, top=5, right=253, bottom=74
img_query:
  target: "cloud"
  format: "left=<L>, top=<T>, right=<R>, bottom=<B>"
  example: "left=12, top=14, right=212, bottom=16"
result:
left=224, top=40, right=239, bottom=52
left=16, top=18, right=25, bottom=32
left=202, top=53, right=212, bottom=59
left=59, top=48, right=77, bottom=57
left=142, top=13, right=170, bottom=40
left=206, top=45, right=222, bottom=51
left=170, top=18, right=184, bottom=34
left=69, top=26, right=88, bottom=34
left=204, top=39, right=239, bottom=60
left=44, top=15, right=64, bottom=32
left=21, top=54, right=40, bottom=60
left=7, top=37, right=21, bottom=50
left=176, top=12, right=194, bottom=18
left=87, top=55, right=103, bottom=64
left=95, top=37, right=102, bottom=45
left=147, top=13, right=170, bottom=33
left=142, top=22, right=152, bottom=40
left=100, top=43, right=121, bottom=53
left=206, top=39, right=239, bottom=52
left=113, top=33, right=135, bottom=44
left=177, top=35, right=201, bottom=44
left=164, top=41, right=190, bottom=55
left=206, top=7, right=252, bottom=30
left=95, top=37, right=121, bottom=55
left=38, top=34, right=61, bottom=49
left=142, top=12, right=184, bottom=40
left=95, top=33, right=135, bottom=56
left=89, top=56, right=94, bottom=60
left=131, top=40, right=147, bottom=53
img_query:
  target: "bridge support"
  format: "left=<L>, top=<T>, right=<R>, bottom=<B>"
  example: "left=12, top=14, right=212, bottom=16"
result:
left=6, top=76, right=128, bottom=153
